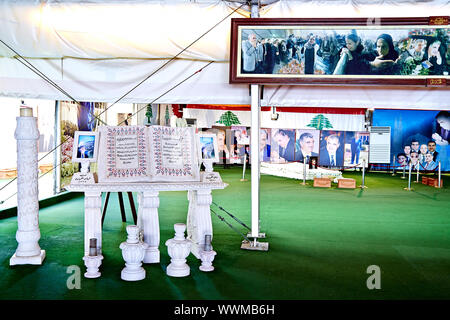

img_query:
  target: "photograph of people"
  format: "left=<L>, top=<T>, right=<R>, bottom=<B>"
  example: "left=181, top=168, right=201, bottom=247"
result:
left=200, top=136, right=216, bottom=160
left=432, top=111, right=450, bottom=146
left=423, top=39, right=448, bottom=75
left=396, top=153, right=408, bottom=169
left=295, top=130, right=319, bottom=163
left=411, top=139, right=420, bottom=153
left=333, top=33, right=374, bottom=75
left=427, top=140, right=439, bottom=162
left=76, top=135, right=95, bottom=159
left=260, top=129, right=271, bottom=162
left=300, top=35, right=319, bottom=75
left=319, top=132, right=344, bottom=167
left=423, top=152, right=437, bottom=171
left=431, top=110, right=450, bottom=170
left=216, top=129, right=229, bottom=164
left=419, top=143, right=428, bottom=163
left=232, top=126, right=250, bottom=145
left=241, top=33, right=257, bottom=73
left=409, top=151, right=420, bottom=170
left=271, top=129, right=296, bottom=163
left=240, top=27, right=449, bottom=77
left=403, top=145, right=412, bottom=163
left=369, top=33, right=400, bottom=75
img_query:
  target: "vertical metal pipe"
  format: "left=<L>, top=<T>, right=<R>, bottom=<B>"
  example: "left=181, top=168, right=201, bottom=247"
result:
left=438, top=161, right=441, bottom=188
left=391, top=155, right=396, bottom=176
left=250, top=1, right=260, bottom=239
left=250, top=85, right=260, bottom=238
left=407, top=164, right=412, bottom=190
left=302, top=157, right=306, bottom=185
left=416, top=164, right=419, bottom=183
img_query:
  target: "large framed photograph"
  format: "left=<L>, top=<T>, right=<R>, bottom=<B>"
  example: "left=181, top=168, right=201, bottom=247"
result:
left=198, top=133, right=219, bottom=163
left=230, top=17, right=449, bottom=86
left=72, top=131, right=99, bottom=163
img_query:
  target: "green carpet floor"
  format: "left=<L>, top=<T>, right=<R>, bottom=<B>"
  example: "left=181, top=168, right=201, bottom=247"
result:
left=0, top=168, right=449, bottom=300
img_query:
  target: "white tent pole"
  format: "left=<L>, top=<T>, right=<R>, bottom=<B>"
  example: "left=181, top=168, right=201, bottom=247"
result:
left=250, top=1, right=260, bottom=239
left=250, top=85, right=260, bottom=238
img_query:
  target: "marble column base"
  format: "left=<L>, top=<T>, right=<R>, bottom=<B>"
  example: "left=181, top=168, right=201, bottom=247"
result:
left=10, top=250, right=46, bottom=266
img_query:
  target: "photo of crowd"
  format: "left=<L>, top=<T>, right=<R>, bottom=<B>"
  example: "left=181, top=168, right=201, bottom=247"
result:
left=240, top=27, right=449, bottom=76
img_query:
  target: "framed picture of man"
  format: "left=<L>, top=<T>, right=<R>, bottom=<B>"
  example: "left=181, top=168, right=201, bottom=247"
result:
left=72, top=131, right=99, bottom=163
left=271, top=128, right=296, bottom=163
left=229, top=17, right=449, bottom=86
left=318, top=130, right=345, bottom=167
left=198, top=133, right=219, bottom=163
left=295, top=129, right=320, bottom=164
left=344, top=131, right=370, bottom=168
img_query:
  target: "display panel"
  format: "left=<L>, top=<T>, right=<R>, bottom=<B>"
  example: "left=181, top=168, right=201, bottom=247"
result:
left=372, top=109, right=449, bottom=171
left=230, top=17, right=449, bottom=86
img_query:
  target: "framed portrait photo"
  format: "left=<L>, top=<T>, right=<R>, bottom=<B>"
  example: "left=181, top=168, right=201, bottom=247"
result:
left=198, top=133, right=219, bottom=163
left=72, top=131, right=99, bottom=163
left=229, top=17, right=449, bottom=86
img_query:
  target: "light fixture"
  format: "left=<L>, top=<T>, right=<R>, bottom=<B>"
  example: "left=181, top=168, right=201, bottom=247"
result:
left=271, top=106, right=279, bottom=121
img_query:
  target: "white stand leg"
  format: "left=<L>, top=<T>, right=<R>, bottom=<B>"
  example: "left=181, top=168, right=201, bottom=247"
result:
left=199, top=250, right=217, bottom=272
left=165, top=223, right=191, bottom=277
left=10, top=115, right=45, bottom=265
left=139, top=191, right=160, bottom=263
left=84, top=192, right=103, bottom=257
left=83, top=255, right=103, bottom=278
left=187, top=189, right=213, bottom=259
left=120, top=225, right=147, bottom=281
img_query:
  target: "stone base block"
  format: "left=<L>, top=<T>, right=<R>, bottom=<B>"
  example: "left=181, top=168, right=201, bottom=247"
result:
left=10, top=250, right=46, bottom=266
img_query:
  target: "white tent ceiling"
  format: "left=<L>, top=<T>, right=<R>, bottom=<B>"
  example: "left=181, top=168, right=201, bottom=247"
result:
left=0, top=0, right=449, bottom=109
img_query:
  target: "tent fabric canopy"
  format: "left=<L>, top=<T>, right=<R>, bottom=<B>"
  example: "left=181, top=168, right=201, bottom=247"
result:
left=0, top=0, right=449, bottom=109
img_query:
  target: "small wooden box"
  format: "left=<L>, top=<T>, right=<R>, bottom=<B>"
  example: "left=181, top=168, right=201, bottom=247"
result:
left=427, top=178, right=436, bottom=187
left=422, top=176, right=428, bottom=185
left=428, top=177, right=443, bottom=188
left=313, top=177, right=331, bottom=188
left=338, top=178, right=356, bottom=189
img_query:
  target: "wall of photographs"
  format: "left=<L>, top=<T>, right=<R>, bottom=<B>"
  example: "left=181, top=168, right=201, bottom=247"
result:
left=373, top=109, right=449, bottom=171
left=201, top=127, right=370, bottom=168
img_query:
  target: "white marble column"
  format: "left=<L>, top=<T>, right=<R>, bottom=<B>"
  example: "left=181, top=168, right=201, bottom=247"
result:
left=10, top=113, right=46, bottom=265
left=187, top=189, right=213, bottom=259
left=139, top=191, right=160, bottom=263
left=84, top=191, right=102, bottom=257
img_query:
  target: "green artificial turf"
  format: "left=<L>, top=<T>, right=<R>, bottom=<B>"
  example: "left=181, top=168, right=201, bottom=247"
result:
left=0, top=167, right=449, bottom=300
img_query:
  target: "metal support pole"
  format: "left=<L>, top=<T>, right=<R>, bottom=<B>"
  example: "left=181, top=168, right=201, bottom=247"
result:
left=405, top=164, right=412, bottom=190
left=359, top=159, right=367, bottom=188
left=437, top=161, right=441, bottom=188
left=391, top=155, right=396, bottom=176
left=250, top=84, right=260, bottom=239
left=401, top=164, right=406, bottom=179
left=240, top=153, right=248, bottom=181
left=415, top=164, right=419, bottom=183
left=241, top=1, right=268, bottom=251
left=301, top=157, right=307, bottom=185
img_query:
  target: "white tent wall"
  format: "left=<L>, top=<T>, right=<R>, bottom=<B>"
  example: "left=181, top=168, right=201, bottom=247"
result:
left=0, top=0, right=449, bottom=109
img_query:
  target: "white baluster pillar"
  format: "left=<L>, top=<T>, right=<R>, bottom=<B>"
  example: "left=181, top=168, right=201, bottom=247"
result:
left=140, top=191, right=160, bottom=263
left=10, top=108, right=46, bottom=265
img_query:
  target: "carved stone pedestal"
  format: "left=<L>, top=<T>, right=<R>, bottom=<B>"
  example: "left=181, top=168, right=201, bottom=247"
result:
left=120, top=225, right=148, bottom=281
left=199, top=250, right=216, bottom=272
left=83, top=255, right=103, bottom=278
left=165, top=223, right=191, bottom=277
left=10, top=114, right=45, bottom=266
